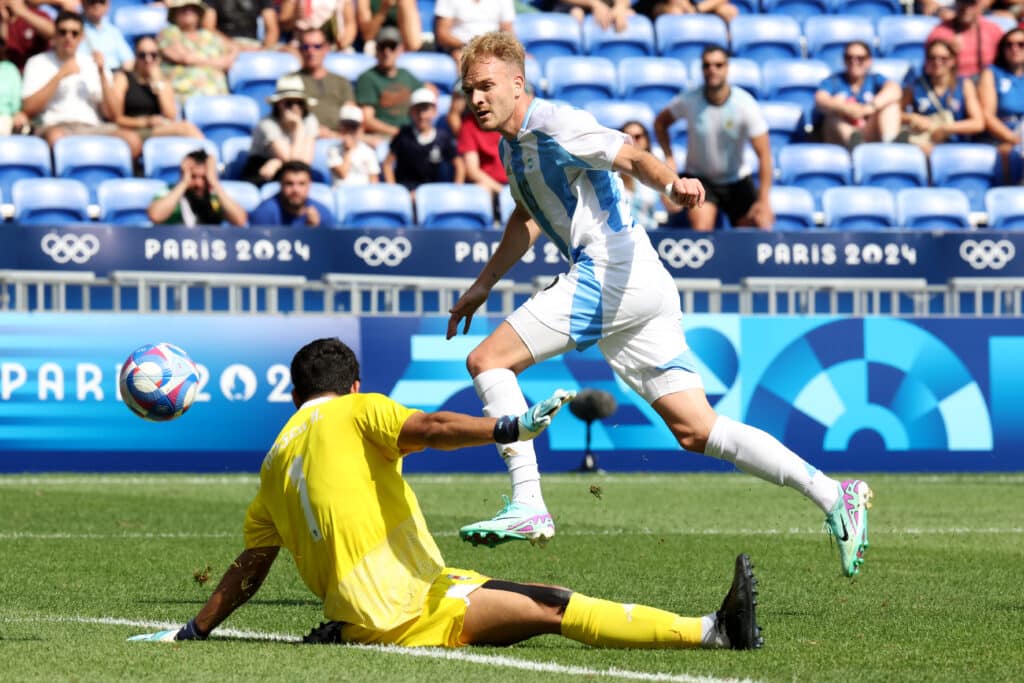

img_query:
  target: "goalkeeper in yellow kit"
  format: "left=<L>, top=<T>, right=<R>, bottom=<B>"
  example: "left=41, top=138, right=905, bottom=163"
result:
left=129, top=337, right=762, bottom=651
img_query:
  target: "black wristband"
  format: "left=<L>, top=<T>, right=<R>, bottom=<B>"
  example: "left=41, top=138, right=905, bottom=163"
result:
left=177, top=618, right=209, bottom=641
left=493, top=415, right=520, bottom=444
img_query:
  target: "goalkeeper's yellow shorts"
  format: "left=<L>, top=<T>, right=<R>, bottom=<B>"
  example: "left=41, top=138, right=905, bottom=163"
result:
left=341, top=567, right=490, bottom=648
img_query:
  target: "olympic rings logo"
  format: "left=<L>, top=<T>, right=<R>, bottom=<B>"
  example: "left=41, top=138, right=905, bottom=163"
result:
left=40, top=232, right=100, bottom=265
left=959, top=239, right=1016, bottom=270
left=353, top=236, right=412, bottom=267
left=656, top=238, right=715, bottom=269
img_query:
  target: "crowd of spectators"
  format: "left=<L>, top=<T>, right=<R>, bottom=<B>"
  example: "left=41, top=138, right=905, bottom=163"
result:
left=2, top=0, right=1024, bottom=229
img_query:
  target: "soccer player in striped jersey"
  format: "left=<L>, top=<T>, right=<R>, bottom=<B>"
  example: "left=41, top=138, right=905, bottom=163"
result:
left=447, top=32, right=872, bottom=578
left=129, top=337, right=762, bottom=650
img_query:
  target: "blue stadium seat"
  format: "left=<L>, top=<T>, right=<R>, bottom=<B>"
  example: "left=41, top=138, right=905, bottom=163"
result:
left=668, top=117, right=687, bottom=149
left=220, top=135, right=252, bottom=180
left=654, top=14, right=728, bottom=63
left=830, top=0, right=902, bottom=19
left=896, top=187, right=971, bottom=229
left=184, top=95, right=261, bottom=148
left=618, top=57, right=688, bottom=111
left=0, top=135, right=52, bottom=199
left=760, top=101, right=805, bottom=149
left=804, top=15, right=877, bottom=74
left=525, top=55, right=543, bottom=94
left=311, top=138, right=337, bottom=185
left=498, top=184, right=516, bottom=225
left=142, top=137, right=219, bottom=185
left=770, top=186, right=817, bottom=230
left=930, top=143, right=999, bottom=212
left=227, top=51, right=300, bottom=117
left=418, top=0, right=435, bottom=33
left=415, top=182, right=494, bottom=229
left=876, top=15, right=941, bottom=70
left=584, top=100, right=655, bottom=132
left=53, top=135, right=133, bottom=202
left=545, top=56, right=617, bottom=109
left=218, top=180, right=262, bottom=215
left=336, top=183, right=414, bottom=228
left=761, top=59, right=832, bottom=122
left=778, top=143, right=852, bottom=209
left=112, top=5, right=167, bottom=44
left=324, top=52, right=375, bottom=82
left=732, top=0, right=758, bottom=12
left=583, top=14, right=655, bottom=61
left=11, top=178, right=91, bottom=224
left=760, top=0, right=829, bottom=21
left=729, top=15, right=803, bottom=62
left=514, top=13, right=582, bottom=70
left=728, top=58, right=762, bottom=99
left=258, top=180, right=335, bottom=211
left=397, top=52, right=459, bottom=93
left=985, top=187, right=1024, bottom=229
left=871, top=58, right=912, bottom=86
left=853, top=143, right=928, bottom=192
left=96, top=178, right=166, bottom=226
left=821, top=186, right=896, bottom=229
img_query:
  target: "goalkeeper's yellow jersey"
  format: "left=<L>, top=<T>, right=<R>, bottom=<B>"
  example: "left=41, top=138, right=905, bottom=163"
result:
left=243, top=393, right=445, bottom=631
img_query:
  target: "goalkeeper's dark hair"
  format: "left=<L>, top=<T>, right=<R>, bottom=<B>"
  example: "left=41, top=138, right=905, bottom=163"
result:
left=290, top=337, right=360, bottom=403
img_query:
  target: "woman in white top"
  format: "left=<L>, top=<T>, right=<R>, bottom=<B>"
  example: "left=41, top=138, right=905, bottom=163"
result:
left=242, top=74, right=320, bottom=186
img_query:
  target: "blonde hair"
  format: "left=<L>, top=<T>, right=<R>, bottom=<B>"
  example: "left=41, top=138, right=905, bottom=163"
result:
left=460, top=31, right=526, bottom=81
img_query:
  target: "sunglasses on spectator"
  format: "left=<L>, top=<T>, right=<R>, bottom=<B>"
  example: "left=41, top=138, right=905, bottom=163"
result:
left=702, top=61, right=726, bottom=70
left=844, top=54, right=870, bottom=63
left=299, top=43, right=325, bottom=52
left=927, top=54, right=954, bottom=63
left=1006, top=40, right=1024, bottom=49
left=137, top=51, right=160, bottom=60
left=84, top=0, right=107, bottom=5
left=282, top=100, right=305, bottom=109
left=57, top=28, right=82, bottom=37
left=379, top=42, right=399, bottom=51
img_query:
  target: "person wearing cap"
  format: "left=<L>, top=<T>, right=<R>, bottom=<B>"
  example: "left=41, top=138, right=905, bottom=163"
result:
left=356, top=0, right=423, bottom=52
left=287, top=26, right=356, bottom=139
left=78, top=0, right=133, bottom=72
left=384, top=86, right=460, bottom=195
left=327, top=103, right=381, bottom=186
left=241, top=74, right=319, bottom=186
left=158, top=0, right=238, bottom=100
left=354, top=24, right=424, bottom=142
left=249, top=160, right=336, bottom=227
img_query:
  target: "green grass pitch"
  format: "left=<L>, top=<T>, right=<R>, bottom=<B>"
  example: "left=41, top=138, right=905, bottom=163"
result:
left=1, top=472, right=1022, bottom=682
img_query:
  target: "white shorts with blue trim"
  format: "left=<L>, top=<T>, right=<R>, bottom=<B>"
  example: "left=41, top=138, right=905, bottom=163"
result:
left=507, top=239, right=704, bottom=404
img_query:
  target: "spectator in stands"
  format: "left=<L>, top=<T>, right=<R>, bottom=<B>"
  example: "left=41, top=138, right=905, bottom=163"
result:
left=619, top=120, right=665, bottom=230
left=384, top=86, right=460, bottom=195
left=901, top=38, right=984, bottom=156
left=0, top=36, right=30, bottom=134
left=22, top=11, right=143, bottom=156
left=0, top=0, right=54, bottom=71
left=978, top=28, right=1024, bottom=179
left=148, top=148, right=248, bottom=226
left=159, top=0, right=238, bottom=101
left=355, top=25, right=423, bottom=142
left=241, top=74, right=319, bottom=186
left=917, top=0, right=959, bottom=21
left=634, top=0, right=738, bottom=24
left=927, top=0, right=1004, bottom=80
left=111, top=36, right=204, bottom=144
left=356, top=0, right=422, bottom=52
left=79, top=0, right=133, bottom=72
left=327, top=103, right=381, bottom=185
left=813, top=41, right=902, bottom=149
left=536, top=0, right=632, bottom=33
left=434, top=0, right=515, bottom=65
left=203, top=0, right=281, bottom=51
left=288, top=26, right=355, bottom=139
left=990, top=1, right=1024, bottom=20
left=290, top=0, right=357, bottom=51
left=654, top=45, right=773, bottom=231
left=249, top=159, right=335, bottom=227
left=457, top=97, right=506, bottom=198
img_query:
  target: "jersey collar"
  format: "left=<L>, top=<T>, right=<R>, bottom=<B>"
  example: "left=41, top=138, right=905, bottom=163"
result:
left=298, top=395, right=336, bottom=411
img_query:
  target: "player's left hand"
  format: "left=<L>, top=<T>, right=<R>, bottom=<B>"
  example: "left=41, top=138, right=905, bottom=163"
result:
left=518, top=388, right=576, bottom=440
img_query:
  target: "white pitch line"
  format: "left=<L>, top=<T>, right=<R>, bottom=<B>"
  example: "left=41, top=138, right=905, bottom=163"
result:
left=16, top=615, right=757, bottom=683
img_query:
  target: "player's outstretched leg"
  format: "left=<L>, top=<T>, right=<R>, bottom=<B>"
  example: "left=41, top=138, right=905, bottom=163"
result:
left=824, top=479, right=873, bottom=577
left=715, top=553, right=764, bottom=650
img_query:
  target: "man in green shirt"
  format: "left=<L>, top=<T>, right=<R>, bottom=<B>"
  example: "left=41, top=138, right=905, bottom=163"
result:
left=355, top=25, right=422, bottom=142
left=147, top=149, right=248, bottom=226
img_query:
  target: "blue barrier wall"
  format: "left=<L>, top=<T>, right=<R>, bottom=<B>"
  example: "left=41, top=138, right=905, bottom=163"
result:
left=1, top=313, right=1021, bottom=473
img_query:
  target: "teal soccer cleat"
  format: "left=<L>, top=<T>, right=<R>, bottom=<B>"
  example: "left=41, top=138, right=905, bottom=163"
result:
left=459, top=495, right=555, bottom=548
left=825, top=479, right=873, bottom=577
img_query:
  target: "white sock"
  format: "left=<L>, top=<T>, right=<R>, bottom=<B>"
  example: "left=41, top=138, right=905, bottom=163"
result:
left=701, top=613, right=728, bottom=648
left=704, top=415, right=840, bottom=513
left=473, top=368, right=545, bottom=508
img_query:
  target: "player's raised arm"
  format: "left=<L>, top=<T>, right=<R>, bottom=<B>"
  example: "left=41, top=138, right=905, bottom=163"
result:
left=446, top=203, right=541, bottom=339
left=612, top=141, right=705, bottom=210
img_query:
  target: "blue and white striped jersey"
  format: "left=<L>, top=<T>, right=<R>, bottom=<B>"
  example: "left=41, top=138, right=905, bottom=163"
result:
left=500, top=98, right=642, bottom=265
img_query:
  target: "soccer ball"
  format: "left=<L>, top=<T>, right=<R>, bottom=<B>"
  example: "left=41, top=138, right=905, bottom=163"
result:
left=119, top=343, right=200, bottom=422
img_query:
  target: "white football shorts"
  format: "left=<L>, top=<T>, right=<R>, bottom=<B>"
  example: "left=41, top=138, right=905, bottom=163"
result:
left=507, top=240, right=704, bottom=404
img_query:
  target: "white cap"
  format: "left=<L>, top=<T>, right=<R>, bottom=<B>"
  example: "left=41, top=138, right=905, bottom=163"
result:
left=339, top=103, right=364, bottom=123
left=410, top=87, right=437, bottom=107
